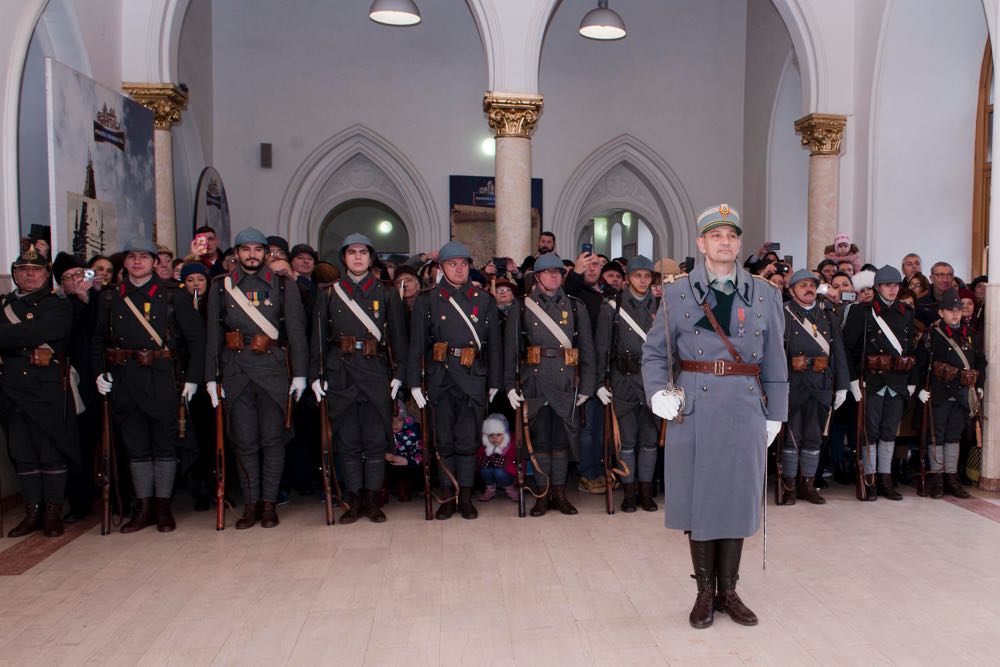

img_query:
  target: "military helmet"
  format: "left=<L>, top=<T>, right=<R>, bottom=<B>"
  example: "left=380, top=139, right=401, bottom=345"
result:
left=233, top=227, right=268, bottom=248
left=873, top=264, right=902, bottom=286
left=533, top=253, right=565, bottom=273
left=122, top=237, right=158, bottom=258
left=438, top=241, right=473, bottom=262
left=12, top=244, right=50, bottom=270
left=340, top=233, right=374, bottom=256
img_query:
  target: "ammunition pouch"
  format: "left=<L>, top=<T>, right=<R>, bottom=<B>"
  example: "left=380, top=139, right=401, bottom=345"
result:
left=224, top=331, right=244, bottom=351
left=959, top=369, right=979, bottom=387
left=29, top=347, right=53, bottom=367
left=895, top=355, right=916, bottom=373
left=865, top=354, right=893, bottom=373
left=933, top=360, right=959, bottom=382
left=432, top=341, right=448, bottom=363
left=614, top=353, right=641, bottom=374
left=524, top=346, right=577, bottom=366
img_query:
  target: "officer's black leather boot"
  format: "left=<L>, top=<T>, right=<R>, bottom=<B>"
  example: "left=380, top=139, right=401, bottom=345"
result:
left=339, top=492, right=362, bottom=524
left=8, top=504, right=42, bottom=538
left=366, top=489, right=387, bottom=523
left=878, top=473, right=902, bottom=501
left=550, top=485, right=578, bottom=515
left=688, top=537, right=716, bottom=629
left=620, top=483, right=637, bottom=513
left=457, top=487, right=478, bottom=520
left=155, top=497, right=176, bottom=532
left=944, top=473, right=970, bottom=499
left=797, top=477, right=826, bottom=505
left=638, top=482, right=658, bottom=512
left=121, top=498, right=154, bottom=533
left=715, top=538, right=758, bottom=626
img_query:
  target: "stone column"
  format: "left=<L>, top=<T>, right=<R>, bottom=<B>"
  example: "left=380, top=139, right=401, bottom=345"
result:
left=795, top=113, right=847, bottom=270
left=122, top=83, right=188, bottom=253
left=483, top=93, right=543, bottom=262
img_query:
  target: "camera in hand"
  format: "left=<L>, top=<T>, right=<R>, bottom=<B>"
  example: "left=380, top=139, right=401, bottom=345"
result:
left=774, top=262, right=790, bottom=275
left=492, top=257, right=506, bottom=274
left=841, top=291, right=856, bottom=302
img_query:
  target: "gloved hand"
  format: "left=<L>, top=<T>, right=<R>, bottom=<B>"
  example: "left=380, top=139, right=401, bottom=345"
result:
left=182, top=382, right=198, bottom=402
left=390, top=378, right=402, bottom=400
left=849, top=379, right=861, bottom=402
left=596, top=386, right=613, bottom=406
left=834, top=389, right=847, bottom=410
left=576, top=394, right=589, bottom=407
left=650, top=389, right=682, bottom=420
left=978, top=387, right=984, bottom=399
left=411, top=387, right=427, bottom=409
left=766, top=420, right=782, bottom=447
left=907, top=385, right=916, bottom=397
left=96, top=373, right=113, bottom=395
left=918, top=389, right=930, bottom=403
left=206, top=381, right=225, bottom=408
left=507, top=389, right=524, bottom=411
left=312, top=379, right=327, bottom=403
left=289, top=377, right=307, bottom=402
left=488, top=388, right=498, bottom=402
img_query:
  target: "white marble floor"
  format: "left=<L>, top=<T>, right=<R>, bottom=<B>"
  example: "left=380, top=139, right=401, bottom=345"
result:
left=1, top=483, right=999, bottom=666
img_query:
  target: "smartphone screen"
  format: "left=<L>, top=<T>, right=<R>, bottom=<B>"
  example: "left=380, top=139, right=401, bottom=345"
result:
left=582, top=243, right=593, bottom=254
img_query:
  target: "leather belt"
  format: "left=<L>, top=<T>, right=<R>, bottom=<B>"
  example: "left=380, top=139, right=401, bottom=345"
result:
left=448, top=346, right=477, bottom=359
left=105, top=348, right=173, bottom=366
left=679, top=359, right=761, bottom=377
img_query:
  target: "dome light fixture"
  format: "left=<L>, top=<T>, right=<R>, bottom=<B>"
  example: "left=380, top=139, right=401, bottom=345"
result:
left=579, top=0, right=626, bottom=41
left=377, top=220, right=394, bottom=235
left=369, top=0, right=421, bottom=27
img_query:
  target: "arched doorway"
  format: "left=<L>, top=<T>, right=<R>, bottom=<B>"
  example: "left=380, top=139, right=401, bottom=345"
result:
left=318, top=198, right=410, bottom=266
left=577, top=211, right=657, bottom=262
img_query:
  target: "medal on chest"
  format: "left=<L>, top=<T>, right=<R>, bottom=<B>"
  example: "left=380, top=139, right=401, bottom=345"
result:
left=470, top=305, right=479, bottom=323
left=373, top=299, right=380, bottom=320
left=143, top=302, right=151, bottom=321
left=263, top=290, right=272, bottom=307
left=560, top=310, right=569, bottom=326
left=736, top=307, right=746, bottom=337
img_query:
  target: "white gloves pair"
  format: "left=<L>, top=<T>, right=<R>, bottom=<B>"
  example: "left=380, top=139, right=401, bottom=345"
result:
left=98, top=373, right=196, bottom=404
left=313, top=378, right=406, bottom=403
left=504, top=390, right=588, bottom=411
left=849, top=381, right=912, bottom=400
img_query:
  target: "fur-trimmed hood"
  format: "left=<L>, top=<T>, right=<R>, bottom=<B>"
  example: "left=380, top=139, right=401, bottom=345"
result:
left=482, top=413, right=510, bottom=456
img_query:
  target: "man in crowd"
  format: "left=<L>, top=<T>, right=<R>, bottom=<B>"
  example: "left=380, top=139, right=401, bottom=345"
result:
left=916, top=261, right=956, bottom=326
left=901, top=253, right=922, bottom=283
left=844, top=265, right=917, bottom=501
left=194, top=225, right=227, bottom=277
left=642, top=204, right=787, bottom=629
left=408, top=242, right=502, bottom=520
left=505, top=253, right=595, bottom=517
left=1, top=245, right=79, bottom=537
left=778, top=269, right=849, bottom=506
left=92, top=239, right=205, bottom=532
left=600, top=261, right=625, bottom=297
left=595, top=255, right=659, bottom=512
left=205, top=228, right=308, bottom=529
left=311, top=234, right=407, bottom=523
left=156, top=245, right=175, bottom=282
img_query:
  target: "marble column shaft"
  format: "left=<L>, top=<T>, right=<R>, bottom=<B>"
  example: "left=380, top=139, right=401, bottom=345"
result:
left=795, top=113, right=847, bottom=271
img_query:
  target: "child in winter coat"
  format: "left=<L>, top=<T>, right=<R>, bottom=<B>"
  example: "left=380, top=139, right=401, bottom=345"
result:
left=477, top=414, right=518, bottom=502
left=824, top=232, right=862, bottom=273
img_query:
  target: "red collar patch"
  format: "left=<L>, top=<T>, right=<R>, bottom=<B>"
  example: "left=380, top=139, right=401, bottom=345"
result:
left=340, top=279, right=354, bottom=295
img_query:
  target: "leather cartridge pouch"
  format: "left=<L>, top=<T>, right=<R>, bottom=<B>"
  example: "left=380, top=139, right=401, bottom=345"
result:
left=225, top=331, right=244, bottom=351
left=866, top=354, right=892, bottom=372
left=339, top=336, right=356, bottom=354
left=459, top=347, right=476, bottom=367
left=135, top=350, right=156, bottom=367
left=432, top=341, right=449, bottom=363
left=362, top=339, right=379, bottom=359
left=895, top=355, right=916, bottom=373
left=812, top=356, right=829, bottom=372
left=29, top=347, right=53, bottom=367
left=563, top=348, right=579, bottom=367
left=106, top=349, right=128, bottom=366
left=525, top=345, right=541, bottom=366
left=959, top=369, right=979, bottom=387
left=615, top=355, right=640, bottom=374
left=790, top=355, right=809, bottom=372
left=250, top=334, right=272, bottom=354
left=933, top=360, right=959, bottom=382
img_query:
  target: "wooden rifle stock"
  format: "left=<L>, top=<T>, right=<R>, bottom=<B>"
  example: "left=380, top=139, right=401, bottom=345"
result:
left=215, top=386, right=225, bottom=531
left=318, top=396, right=336, bottom=525
left=515, top=389, right=527, bottom=518
left=602, top=395, right=615, bottom=515
left=178, top=399, right=187, bottom=440
left=419, top=359, right=433, bottom=521
left=854, top=379, right=867, bottom=501
left=100, top=396, right=112, bottom=535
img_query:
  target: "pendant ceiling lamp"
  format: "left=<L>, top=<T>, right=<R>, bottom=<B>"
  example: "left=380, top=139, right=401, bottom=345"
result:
left=369, top=0, right=421, bottom=26
left=579, top=0, right=627, bottom=40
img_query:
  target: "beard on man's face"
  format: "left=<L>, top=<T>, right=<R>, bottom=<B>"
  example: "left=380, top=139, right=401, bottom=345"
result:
left=239, top=257, right=261, bottom=272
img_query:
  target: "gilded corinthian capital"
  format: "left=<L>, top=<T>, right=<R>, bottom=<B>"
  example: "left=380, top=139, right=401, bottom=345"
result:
left=794, top=113, right=847, bottom=156
left=122, top=83, right=188, bottom=130
left=483, top=93, right=544, bottom=138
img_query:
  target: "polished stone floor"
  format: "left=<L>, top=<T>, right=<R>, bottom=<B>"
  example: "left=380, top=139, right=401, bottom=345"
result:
left=0, top=481, right=998, bottom=666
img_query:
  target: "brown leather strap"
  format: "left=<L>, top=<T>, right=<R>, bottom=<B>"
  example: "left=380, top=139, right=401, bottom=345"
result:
left=700, top=301, right=744, bottom=362
left=680, top=360, right=761, bottom=376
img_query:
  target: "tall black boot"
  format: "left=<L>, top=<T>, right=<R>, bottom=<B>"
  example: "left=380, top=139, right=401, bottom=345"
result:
left=714, top=538, right=758, bottom=626
left=878, top=473, right=902, bottom=501
left=688, top=537, right=716, bottom=629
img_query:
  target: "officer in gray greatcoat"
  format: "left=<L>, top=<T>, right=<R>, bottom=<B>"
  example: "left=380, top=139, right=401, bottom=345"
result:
left=779, top=269, right=849, bottom=506
left=595, top=255, right=660, bottom=512
left=310, top=233, right=407, bottom=524
left=407, top=241, right=502, bottom=520
left=641, top=204, right=788, bottom=630
left=504, top=253, right=596, bottom=517
left=205, top=227, right=308, bottom=529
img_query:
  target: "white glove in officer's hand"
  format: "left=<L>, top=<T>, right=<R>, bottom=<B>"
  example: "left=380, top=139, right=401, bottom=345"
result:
left=834, top=389, right=847, bottom=410
left=576, top=394, right=589, bottom=407
left=96, top=373, right=113, bottom=395
left=849, top=380, right=861, bottom=402
left=507, top=389, right=524, bottom=411
left=978, top=388, right=984, bottom=399
left=488, top=388, right=498, bottom=402
left=596, top=386, right=613, bottom=406
left=206, top=381, right=225, bottom=408
left=766, top=420, right=782, bottom=447
left=907, top=385, right=916, bottom=397
left=390, top=378, right=402, bottom=400
left=312, top=379, right=327, bottom=403
left=182, top=382, right=198, bottom=402
left=411, top=387, right=427, bottom=409
left=650, top=390, right=682, bottom=420
left=918, top=389, right=930, bottom=403
left=290, top=377, right=307, bottom=402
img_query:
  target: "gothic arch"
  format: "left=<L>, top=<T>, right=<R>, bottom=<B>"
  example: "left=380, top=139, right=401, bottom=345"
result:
left=278, top=125, right=438, bottom=252
left=551, top=135, right=695, bottom=260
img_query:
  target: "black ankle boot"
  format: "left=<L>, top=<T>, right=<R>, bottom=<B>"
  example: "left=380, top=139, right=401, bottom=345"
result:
left=688, top=537, right=716, bottom=629
left=620, top=483, right=637, bottom=513
left=637, top=482, right=658, bottom=512
left=714, top=538, right=758, bottom=626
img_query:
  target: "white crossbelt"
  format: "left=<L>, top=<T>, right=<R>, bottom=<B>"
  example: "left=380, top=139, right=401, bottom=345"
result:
left=785, top=305, right=830, bottom=356
left=608, top=299, right=647, bottom=342
left=447, top=297, right=481, bottom=350
left=524, top=297, right=572, bottom=349
left=122, top=296, right=164, bottom=348
left=224, top=276, right=280, bottom=340
left=871, top=310, right=903, bottom=355
left=333, top=282, right=382, bottom=341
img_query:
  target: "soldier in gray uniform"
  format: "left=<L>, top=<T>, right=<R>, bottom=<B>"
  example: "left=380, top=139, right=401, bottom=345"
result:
left=595, top=255, right=660, bottom=512
left=407, top=242, right=502, bottom=520
left=0, top=245, right=79, bottom=538
left=311, top=233, right=407, bottom=524
left=205, top=228, right=308, bottom=529
left=504, top=253, right=596, bottom=517
left=642, top=204, right=788, bottom=629
left=779, top=269, right=849, bottom=505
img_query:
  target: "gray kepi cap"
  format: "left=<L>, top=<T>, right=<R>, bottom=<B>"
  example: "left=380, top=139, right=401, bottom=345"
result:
left=696, top=203, right=742, bottom=236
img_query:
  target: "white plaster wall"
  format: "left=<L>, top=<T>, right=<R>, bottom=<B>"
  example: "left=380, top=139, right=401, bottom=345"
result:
left=870, top=0, right=987, bottom=277
left=211, top=0, right=489, bottom=248
left=766, top=58, right=809, bottom=266
left=68, top=0, right=119, bottom=89
left=535, top=0, right=747, bottom=259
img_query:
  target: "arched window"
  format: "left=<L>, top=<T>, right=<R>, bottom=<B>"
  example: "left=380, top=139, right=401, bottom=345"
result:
left=972, top=39, right=992, bottom=276
left=318, top=198, right=409, bottom=266
left=577, top=210, right=656, bottom=261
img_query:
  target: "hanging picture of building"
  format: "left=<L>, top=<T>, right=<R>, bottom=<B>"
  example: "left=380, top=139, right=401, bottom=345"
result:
left=192, top=166, right=232, bottom=249
left=45, top=59, right=155, bottom=258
